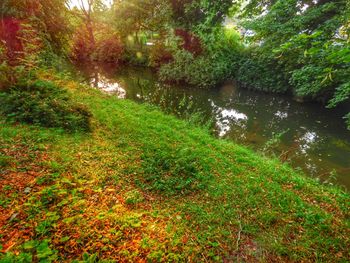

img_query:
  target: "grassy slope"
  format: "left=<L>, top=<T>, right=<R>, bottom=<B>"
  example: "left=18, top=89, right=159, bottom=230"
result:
left=0, top=77, right=349, bottom=262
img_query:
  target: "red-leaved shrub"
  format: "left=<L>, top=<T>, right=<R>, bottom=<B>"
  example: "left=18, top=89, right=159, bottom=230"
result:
left=70, top=28, right=95, bottom=63
left=0, top=17, right=23, bottom=64
left=149, top=41, right=173, bottom=68
left=94, top=37, right=123, bottom=63
left=175, top=29, right=202, bottom=56
left=71, top=28, right=124, bottom=64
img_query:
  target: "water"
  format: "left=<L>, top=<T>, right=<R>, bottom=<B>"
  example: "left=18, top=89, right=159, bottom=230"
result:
left=76, top=64, right=350, bottom=190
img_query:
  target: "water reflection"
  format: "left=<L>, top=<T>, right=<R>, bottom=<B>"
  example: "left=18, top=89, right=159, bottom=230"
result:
left=76, top=64, right=350, bottom=189
left=298, top=131, right=318, bottom=154
left=274, top=110, right=288, bottom=120
left=211, top=100, right=248, bottom=137
left=90, top=72, right=126, bottom=98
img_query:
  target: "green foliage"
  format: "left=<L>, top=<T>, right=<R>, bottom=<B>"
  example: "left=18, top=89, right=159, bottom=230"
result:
left=0, top=240, right=57, bottom=262
left=22, top=239, right=58, bottom=262
left=159, top=49, right=232, bottom=88
left=275, top=30, right=350, bottom=102
left=236, top=49, right=289, bottom=93
left=345, top=113, right=350, bottom=129
left=171, top=0, right=233, bottom=31
left=0, top=80, right=91, bottom=132
left=0, top=252, right=32, bottom=263
left=122, top=46, right=149, bottom=66
left=236, top=0, right=350, bottom=127
left=0, top=61, right=11, bottom=91
left=0, top=153, right=12, bottom=168
left=38, top=48, right=73, bottom=74
left=114, top=0, right=171, bottom=38
left=159, top=28, right=242, bottom=88
left=124, top=190, right=144, bottom=205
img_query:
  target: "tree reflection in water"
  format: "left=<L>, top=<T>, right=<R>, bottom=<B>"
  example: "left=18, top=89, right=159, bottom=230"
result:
left=76, top=64, right=350, bottom=189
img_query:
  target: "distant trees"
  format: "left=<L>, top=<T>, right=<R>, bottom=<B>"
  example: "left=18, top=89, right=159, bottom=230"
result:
left=78, top=0, right=96, bottom=50
left=70, top=0, right=124, bottom=63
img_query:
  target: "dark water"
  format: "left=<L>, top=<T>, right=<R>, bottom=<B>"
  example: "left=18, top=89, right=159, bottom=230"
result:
left=76, top=64, right=350, bottom=190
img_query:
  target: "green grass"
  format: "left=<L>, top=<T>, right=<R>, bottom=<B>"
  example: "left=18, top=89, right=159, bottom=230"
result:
left=0, top=77, right=349, bottom=262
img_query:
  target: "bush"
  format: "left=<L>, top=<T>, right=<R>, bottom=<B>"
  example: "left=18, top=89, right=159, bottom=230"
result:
left=70, top=28, right=94, bottom=63
left=94, top=37, right=124, bottom=63
left=159, top=28, right=242, bottom=88
left=236, top=50, right=289, bottom=93
left=122, top=45, right=149, bottom=66
left=159, top=47, right=239, bottom=89
left=0, top=80, right=92, bottom=132
left=174, top=28, right=203, bottom=56
left=148, top=41, right=173, bottom=68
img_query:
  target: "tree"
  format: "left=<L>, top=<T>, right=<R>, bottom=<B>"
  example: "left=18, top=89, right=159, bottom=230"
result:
left=0, top=0, right=71, bottom=52
left=78, top=0, right=96, bottom=50
left=171, top=0, right=235, bottom=32
left=114, top=0, right=171, bottom=39
left=236, top=0, right=350, bottom=127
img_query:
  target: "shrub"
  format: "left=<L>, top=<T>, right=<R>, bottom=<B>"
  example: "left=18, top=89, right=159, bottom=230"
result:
left=122, top=45, right=149, bottom=66
left=159, top=49, right=193, bottom=84
left=148, top=41, right=173, bottom=68
left=94, top=37, right=124, bottom=63
left=236, top=50, right=289, bottom=93
left=159, top=28, right=242, bottom=88
left=174, top=28, right=203, bottom=56
left=0, top=80, right=92, bottom=132
left=159, top=47, right=239, bottom=89
left=70, top=28, right=94, bottom=63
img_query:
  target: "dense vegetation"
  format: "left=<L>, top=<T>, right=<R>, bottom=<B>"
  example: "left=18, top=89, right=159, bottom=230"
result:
left=0, top=80, right=91, bottom=132
left=237, top=0, right=350, bottom=119
left=1, top=0, right=349, bottom=126
left=0, top=0, right=349, bottom=262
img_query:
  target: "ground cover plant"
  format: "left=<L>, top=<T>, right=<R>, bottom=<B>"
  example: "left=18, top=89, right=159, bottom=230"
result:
left=0, top=75, right=349, bottom=262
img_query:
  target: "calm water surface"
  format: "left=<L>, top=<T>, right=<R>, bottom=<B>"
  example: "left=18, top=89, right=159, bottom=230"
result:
left=76, top=64, right=350, bottom=190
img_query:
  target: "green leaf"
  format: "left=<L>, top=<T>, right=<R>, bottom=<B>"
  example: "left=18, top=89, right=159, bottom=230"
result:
left=36, top=240, right=53, bottom=259
left=23, top=240, right=38, bottom=250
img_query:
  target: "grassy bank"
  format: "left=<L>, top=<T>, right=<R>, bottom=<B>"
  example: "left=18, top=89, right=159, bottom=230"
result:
left=0, top=76, right=349, bottom=262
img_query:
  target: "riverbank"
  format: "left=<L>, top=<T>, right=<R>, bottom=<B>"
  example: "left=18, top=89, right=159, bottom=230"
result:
left=1, top=75, right=349, bottom=262
left=77, top=64, right=350, bottom=189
